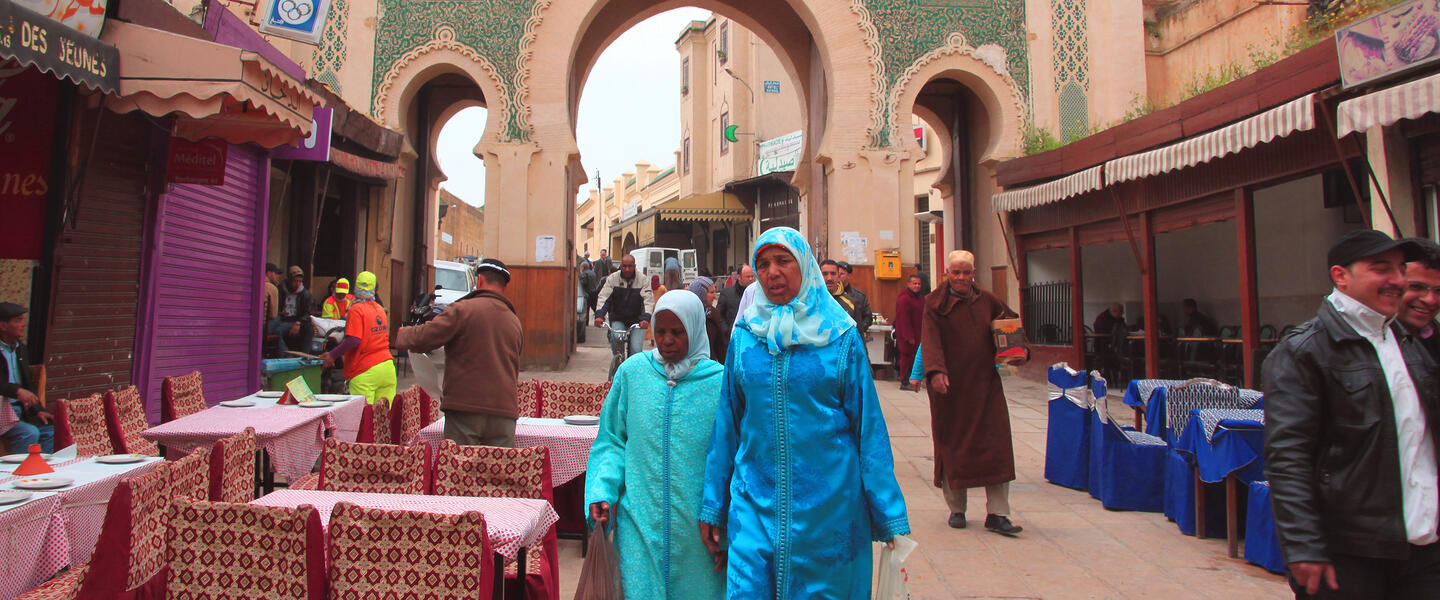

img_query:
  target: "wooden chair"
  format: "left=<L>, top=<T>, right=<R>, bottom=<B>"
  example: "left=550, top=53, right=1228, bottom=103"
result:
left=288, top=438, right=428, bottom=494
left=164, top=498, right=325, bottom=600
left=207, top=428, right=256, bottom=503
left=103, top=386, right=159, bottom=456
left=53, top=394, right=115, bottom=457
left=160, top=371, right=206, bottom=423
left=327, top=502, right=493, bottom=600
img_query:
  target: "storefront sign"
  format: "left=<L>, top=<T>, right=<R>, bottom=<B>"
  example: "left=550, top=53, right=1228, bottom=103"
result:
left=259, top=0, right=330, bottom=45
left=166, top=137, right=229, bottom=186
left=0, top=66, right=55, bottom=260
left=12, top=0, right=107, bottom=38
left=1338, top=0, right=1440, bottom=88
left=621, top=200, right=638, bottom=220
left=330, top=147, right=405, bottom=180
left=0, top=0, right=118, bottom=92
left=757, top=129, right=803, bottom=176
left=271, top=107, right=332, bottom=161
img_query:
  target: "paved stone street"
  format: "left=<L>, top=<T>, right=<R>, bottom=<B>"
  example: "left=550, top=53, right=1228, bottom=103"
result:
left=501, top=325, right=1292, bottom=598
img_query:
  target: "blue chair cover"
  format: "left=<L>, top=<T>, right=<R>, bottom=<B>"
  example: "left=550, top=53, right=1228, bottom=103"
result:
left=1088, top=372, right=1167, bottom=512
left=1163, top=447, right=1229, bottom=536
left=1086, top=373, right=1107, bottom=500
left=1244, top=481, right=1286, bottom=573
left=1045, top=364, right=1091, bottom=490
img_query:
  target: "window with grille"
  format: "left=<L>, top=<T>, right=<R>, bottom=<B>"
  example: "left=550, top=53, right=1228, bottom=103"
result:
left=720, top=112, right=730, bottom=155
left=719, top=22, right=729, bottom=63
left=681, top=58, right=689, bottom=95
left=683, top=137, right=691, bottom=173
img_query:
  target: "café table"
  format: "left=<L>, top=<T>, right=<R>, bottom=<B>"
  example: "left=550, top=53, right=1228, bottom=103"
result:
left=252, top=489, right=558, bottom=599
left=142, top=392, right=365, bottom=491
left=0, top=453, right=165, bottom=598
left=1176, top=408, right=1264, bottom=558
left=413, top=417, right=598, bottom=487
left=1141, top=383, right=1263, bottom=441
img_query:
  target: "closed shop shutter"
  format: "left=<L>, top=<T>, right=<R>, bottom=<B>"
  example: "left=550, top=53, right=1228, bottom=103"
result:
left=45, top=115, right=148, bottom=402
left=141, top=145, right=265, bottom=416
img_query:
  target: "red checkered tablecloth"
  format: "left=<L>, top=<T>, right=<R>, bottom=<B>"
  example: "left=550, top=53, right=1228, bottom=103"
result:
left=413, top=417, right=598, bottom=486
left=141, top=394, right=364, bottom=482
left=250, top=489, right=557, bottom=561
left=0, top=401, right=17, bottom=436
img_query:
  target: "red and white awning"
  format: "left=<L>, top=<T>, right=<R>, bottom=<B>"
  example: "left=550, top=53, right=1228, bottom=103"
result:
left=990, top=165, right=1103, bottom=213
left=1337, top=70, right=1440, bottom=137
left=1105, top=93, right=1316, bottom=185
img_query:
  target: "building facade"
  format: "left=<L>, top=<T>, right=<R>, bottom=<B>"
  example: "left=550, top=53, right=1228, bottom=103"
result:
left=437, top=189, right=486, bottom=261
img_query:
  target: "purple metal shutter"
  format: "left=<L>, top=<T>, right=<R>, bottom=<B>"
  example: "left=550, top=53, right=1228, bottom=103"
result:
left=141, top=145, right=264, bottom=417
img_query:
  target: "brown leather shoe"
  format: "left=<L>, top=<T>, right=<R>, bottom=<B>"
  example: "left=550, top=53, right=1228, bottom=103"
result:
left=947, top=512, right=966, bottom=529
left=984, top=514, right=1022, bottom=536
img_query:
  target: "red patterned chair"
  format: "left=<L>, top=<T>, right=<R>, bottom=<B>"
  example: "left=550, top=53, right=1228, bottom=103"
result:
left=207, top=428, right=256, bottom=503
left=103, top=386, right=159, bottom=456
left=327, top=502, right=493, bottom=600
left=394, top=386, right=424, bottom=444
left=355, top=397, right=395, bottom=444
left=431, top=441, right=558, bottom=600
left=14, top=564, right=89, bottom=600
left=74, top=461, right=172, bottom=600
left=169, top=448, right=210, bottom=501
left=53, top=394, right=115, bottom=457
left=160, top=371, right=206, bottom=423
left=516, top=380, right=541, bottom=418
left=164, top=498, right=325, bottom=600
left=537, top=381, right=609, bottom=419
left=288, top=438, right=428, bottom=494
left=415, top=385, right=440, bottom=428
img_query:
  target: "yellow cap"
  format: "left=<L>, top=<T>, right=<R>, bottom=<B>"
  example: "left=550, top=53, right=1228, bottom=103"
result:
left=334, top=278, right=350, bottom=294
left=356, top=271, right=377, bottom=291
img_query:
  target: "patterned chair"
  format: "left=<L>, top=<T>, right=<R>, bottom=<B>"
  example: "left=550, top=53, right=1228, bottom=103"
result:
left=103, top=386, right=159, bottom=456
left=169, top=448, right=211, bottom=501
left=53, top=394, right=115, bottom=457
left=515, top=380, right=541, bottom=418
left=160, top=371, right=206, bottom=423
left=394, top=387, right=424, bottom=444
left=207, top=428, right=256, bottom=503
left=289, top=438, right=428, bottom=494
left=327, top=502, right=493, bottom=600
left=355, top=398, right=394, bottom=445
left=432, top=441, right=558, bottom=600
left=1088, top=372, right=1168, bottom=512
left=75, top=462, right=172, bottom=599
left=165, top=498, right=325, bottom=600
left=14, top=565, right=89, bottom=600
left=415, top=385, right=440, bottom=428
left=536, top=380, right=609, bottom=419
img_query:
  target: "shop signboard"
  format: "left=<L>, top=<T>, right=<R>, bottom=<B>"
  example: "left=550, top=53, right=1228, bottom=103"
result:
left=272, top=107, right=332, bottom=161
left=166, top=137, right=229, bottom=186
left=1338, top=0, right=1440, bottom=88
left=757, top=129, right=803, bottom=176
left=0, top=66, right=55, bottom=260
left=12, top=0, right=107, bottom=38
left=259, top=0, right=330, bottom=45
left=0, top=0, right=118, bottom=92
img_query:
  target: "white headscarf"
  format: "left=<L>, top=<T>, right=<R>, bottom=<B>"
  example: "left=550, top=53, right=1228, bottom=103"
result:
left=650, top=290, right=710, bottom=382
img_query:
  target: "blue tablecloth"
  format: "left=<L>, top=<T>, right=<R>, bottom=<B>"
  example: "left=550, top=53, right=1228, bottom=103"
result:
left=1176, top=409, right=1265, bottom=483
left=1143, top=384, right=1264, bottom=440
left=1123, top=379, right=1185, bottom=409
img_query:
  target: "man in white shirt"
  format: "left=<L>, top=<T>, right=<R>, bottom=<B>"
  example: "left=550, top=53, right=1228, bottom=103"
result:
left=1263, top=229, right=1440, bottom=599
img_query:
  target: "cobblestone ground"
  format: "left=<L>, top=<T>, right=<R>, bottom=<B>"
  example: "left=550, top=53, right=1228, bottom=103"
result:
left=445, top=325, right=1293, bottom=599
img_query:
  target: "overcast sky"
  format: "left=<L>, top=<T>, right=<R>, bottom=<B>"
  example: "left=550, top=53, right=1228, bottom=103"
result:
left=436, top=7, right=713, bottom=207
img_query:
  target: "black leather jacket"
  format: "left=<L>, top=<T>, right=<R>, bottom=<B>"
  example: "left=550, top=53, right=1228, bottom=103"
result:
left=1262, top=300, right=1440, bottom=563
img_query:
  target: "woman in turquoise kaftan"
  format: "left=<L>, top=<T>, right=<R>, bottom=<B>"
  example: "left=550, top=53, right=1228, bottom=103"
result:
left=586, top=291, right=726, bottom=600
left=699, top=226, right=910, bottom=599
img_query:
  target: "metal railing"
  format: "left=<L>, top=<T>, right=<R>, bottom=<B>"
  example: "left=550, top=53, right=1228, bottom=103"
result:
left=1021, top=280, right=1072, bottom=345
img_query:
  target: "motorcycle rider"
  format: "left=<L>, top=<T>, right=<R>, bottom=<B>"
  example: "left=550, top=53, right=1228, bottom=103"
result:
left=593, top=254, right=653, bottom=358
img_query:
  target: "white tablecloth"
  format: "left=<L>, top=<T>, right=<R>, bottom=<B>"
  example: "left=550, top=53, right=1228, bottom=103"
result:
left=413, top=417, right=598, bottom=486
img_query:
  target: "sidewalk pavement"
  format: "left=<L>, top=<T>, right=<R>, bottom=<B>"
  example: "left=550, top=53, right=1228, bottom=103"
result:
left=414, top=326, right=1291, bottom=599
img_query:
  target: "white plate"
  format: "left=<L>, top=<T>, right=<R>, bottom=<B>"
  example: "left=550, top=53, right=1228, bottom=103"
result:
left=220, top=400, right=255, bottom=408
left=95, top=454, right=146, bottom=464
left=0, top=491, right=32, bottom=505
left=13, top=477, right=73, bottom=490
left=1, top=453, right=51, bottom=464
left=313, top=394, right=350, bottom=402
left=297, top=401, right=331, bottom=408
left=256, top=391, right=284, bottom=398
left=563, top=415, right=600, bottom=426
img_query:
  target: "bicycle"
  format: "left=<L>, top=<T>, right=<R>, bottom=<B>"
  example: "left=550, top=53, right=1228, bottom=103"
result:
left=606, top=322, right=644, bottom=381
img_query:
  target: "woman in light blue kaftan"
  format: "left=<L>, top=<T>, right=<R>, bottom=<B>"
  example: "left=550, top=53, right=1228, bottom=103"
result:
left=699, top=226, right=910, bottom=599
left=585, top=291, right=726, bottom=600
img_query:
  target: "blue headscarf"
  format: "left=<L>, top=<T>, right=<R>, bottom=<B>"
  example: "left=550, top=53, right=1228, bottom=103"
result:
left=650, top=290, right=711, bottom=381
left=739, top=227, right=855, bottom=354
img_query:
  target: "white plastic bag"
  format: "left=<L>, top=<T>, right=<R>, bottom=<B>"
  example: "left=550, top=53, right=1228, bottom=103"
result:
left=875, top=535, right=918, bottom=600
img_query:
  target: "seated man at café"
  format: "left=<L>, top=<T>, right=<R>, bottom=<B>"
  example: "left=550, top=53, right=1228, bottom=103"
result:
left=0, top=303, right=53, bottom=453
left=1180, top=298, right=1219, bottom=337
left=1093, top=302, right=1126, bottom=335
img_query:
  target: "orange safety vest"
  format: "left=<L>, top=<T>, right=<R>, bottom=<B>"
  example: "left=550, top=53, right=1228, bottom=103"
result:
left=322, top=295, right=353, bottom=319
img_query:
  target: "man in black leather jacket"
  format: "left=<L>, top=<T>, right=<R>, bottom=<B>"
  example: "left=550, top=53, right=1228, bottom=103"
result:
left=1263, top=229, right=1440, bottom=598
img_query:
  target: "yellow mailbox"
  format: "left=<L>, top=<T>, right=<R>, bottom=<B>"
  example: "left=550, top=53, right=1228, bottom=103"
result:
left=875, top=250, right=902, bottom=280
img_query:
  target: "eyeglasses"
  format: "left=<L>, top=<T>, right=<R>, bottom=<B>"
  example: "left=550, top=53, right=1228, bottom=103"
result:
left=1407, top=281, right=1440, bottom=296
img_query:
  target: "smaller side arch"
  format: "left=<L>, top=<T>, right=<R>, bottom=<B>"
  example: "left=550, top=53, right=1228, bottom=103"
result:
left=372, top=26, right=510, bottom=144
left=889, top=33, right=1026, bottom=164
left=909, top=104, right=953, bottom=192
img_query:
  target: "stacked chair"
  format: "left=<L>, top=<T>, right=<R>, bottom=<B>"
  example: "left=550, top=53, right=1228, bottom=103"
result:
left=1043, top=364, right=1092, bottom=490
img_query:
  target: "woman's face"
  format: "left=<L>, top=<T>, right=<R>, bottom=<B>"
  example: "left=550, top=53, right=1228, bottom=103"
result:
left=653, top=310, right=689, bottom=363
left=755, top=245, right=802, bottom=305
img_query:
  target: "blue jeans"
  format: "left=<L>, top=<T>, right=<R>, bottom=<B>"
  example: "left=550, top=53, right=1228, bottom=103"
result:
left=5, top=402, right=53, bottom=453
left=608, top=322, right=645, bottom=359
left=267, top=317, right=313, bottom=355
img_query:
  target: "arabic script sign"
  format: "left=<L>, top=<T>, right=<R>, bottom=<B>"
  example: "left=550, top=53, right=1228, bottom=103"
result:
left=757, top=130, right=803, bottom=176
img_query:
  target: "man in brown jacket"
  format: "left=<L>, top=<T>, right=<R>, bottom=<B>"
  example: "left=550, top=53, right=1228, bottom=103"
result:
left=396, top=258, right=524, bottom=446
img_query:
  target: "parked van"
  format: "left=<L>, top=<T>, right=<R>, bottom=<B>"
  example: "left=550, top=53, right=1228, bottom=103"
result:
left=432, top=260, right=475, bottom=307
left=630, top=247, right=698, bottom=286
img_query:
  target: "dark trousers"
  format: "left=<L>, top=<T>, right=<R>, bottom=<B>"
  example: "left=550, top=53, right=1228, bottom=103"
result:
left=1291, top=543, right=1440, bottom=599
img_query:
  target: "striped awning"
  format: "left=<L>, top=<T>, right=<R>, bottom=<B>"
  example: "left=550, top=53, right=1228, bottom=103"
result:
left=1105, top=93, right=1316, bottom=185
left=1337, top=70, right=1440, bottom=137
left=990, top=165, right=1103, bottom=213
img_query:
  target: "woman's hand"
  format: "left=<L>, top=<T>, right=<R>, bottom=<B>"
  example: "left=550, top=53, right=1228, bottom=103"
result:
left=699, top=522, right=726, bottom=572
left=589, top=501, right=610, bottom=529
left=908, top=379, right=923, bottom=392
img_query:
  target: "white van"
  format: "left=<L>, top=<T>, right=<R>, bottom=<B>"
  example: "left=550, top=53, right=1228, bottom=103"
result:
left=432, top=260, right=475, bottom=307
left=630, top=247, right=698, bottom=286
